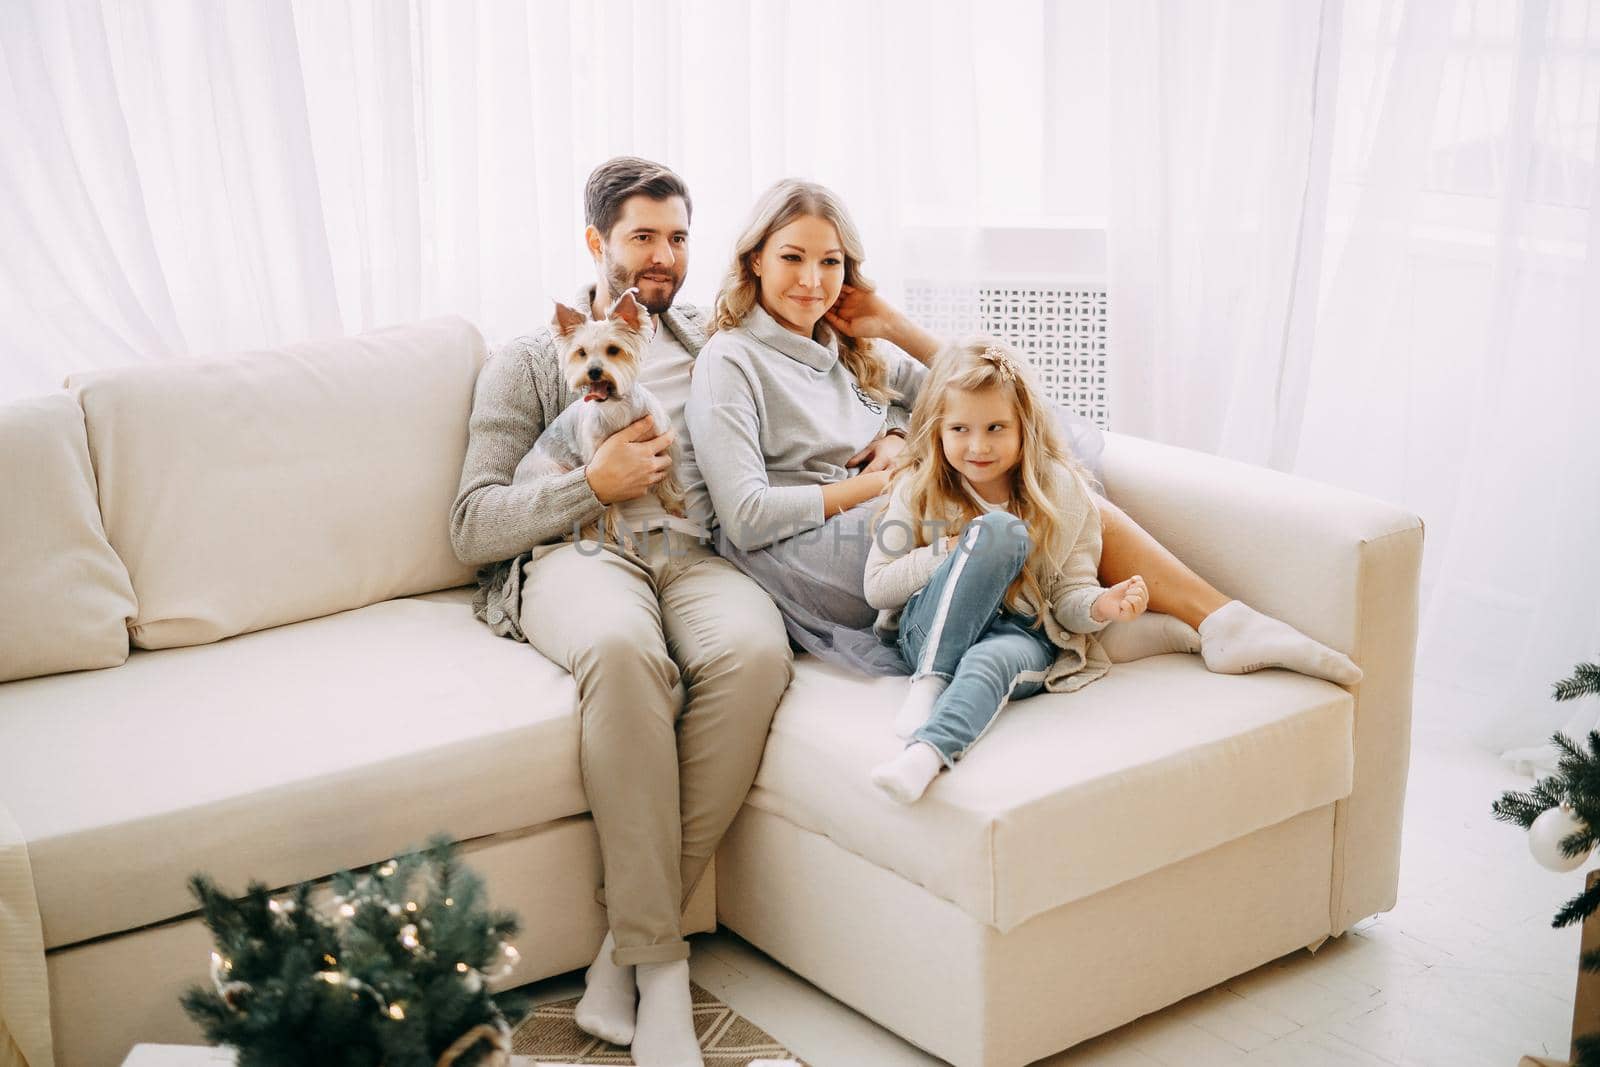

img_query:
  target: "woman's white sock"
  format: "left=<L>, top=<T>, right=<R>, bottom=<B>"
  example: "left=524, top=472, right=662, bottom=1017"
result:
left=894, top=676, right=949, bottom=739
left=1198, top=600, right=1362, bottom=685
left=574, top=930, right=636, bottom=1046
left=633, top=958, right=703, bottom=1067
left=871, top=742, right=946, bottom=804
left=1098, top=611, right=1201, bottom=662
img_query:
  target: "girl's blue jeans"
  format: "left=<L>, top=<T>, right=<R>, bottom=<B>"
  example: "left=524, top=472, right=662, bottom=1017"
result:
left=896, top=512, right=1058, bottom=766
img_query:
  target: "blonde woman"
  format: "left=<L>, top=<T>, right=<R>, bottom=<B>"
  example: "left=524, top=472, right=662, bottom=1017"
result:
left=686, top=178, right=936, bottom=672
left=863, top=338, right=1146, bottom=803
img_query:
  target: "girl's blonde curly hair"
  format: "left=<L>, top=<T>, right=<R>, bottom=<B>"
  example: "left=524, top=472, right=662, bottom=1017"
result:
left=892, top=336, right=1091, bottom=619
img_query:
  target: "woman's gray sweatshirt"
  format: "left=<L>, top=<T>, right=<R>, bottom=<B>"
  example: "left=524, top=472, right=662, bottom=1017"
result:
left=685, top=303, right=927, bottom=551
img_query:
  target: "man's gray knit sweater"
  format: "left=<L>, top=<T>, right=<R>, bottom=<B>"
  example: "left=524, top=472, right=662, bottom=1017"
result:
left=448, top=299, right=710, bottom=640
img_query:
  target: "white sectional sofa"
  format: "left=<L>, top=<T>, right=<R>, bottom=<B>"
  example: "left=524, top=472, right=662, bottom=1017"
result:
left=0, top=317, right=1423, bottom=1067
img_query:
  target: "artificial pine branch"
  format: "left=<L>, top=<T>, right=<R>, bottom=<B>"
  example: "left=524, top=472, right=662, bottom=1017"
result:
left=1564, top=825, right=1600, bottom=864
left=1556, top=869, right=1600, bottom=928
left=184, top=836, right=523, bottom=1066
left=1555, top=731, right=1589, bottom=764
left=1555, top=662, right=1600, bottom=702
left=1492, top=772, right=1565, bottom=830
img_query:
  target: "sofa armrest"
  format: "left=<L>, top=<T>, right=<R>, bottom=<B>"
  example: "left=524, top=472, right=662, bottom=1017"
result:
left=1099, top=431, right=1424, bottom=932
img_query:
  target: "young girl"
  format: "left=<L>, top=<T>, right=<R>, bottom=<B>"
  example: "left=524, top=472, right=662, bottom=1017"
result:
left=863, top=338, right=1150, bottom=804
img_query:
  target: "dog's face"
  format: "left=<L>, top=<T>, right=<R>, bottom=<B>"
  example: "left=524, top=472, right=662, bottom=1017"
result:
left=553, top=290, right=651, bottom=404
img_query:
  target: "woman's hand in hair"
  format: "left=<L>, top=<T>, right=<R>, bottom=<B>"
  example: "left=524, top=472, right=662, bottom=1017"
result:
left=825, top=283, right=897, bottom=339
left=825, top=285, right=941, bottom=363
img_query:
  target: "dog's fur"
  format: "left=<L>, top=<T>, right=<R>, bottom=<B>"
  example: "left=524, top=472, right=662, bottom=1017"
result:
left=514, top=289, right=685, bottom=549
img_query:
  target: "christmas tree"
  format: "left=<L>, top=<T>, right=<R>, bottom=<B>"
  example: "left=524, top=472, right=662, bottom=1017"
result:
left=1493, top=661, right=1600, bottom=1067
left=182, top=835, right=526, bottom=1067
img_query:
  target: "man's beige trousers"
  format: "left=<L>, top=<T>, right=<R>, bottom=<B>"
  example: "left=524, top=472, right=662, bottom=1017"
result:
left=521, top=531, right=792, bottom=966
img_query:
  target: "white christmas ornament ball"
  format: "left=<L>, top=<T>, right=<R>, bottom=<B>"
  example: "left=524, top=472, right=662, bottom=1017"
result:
left=1530, top=803, right=1592, bottom=872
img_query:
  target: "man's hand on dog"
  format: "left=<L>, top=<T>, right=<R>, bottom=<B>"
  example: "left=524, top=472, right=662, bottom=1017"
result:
left=586, top=415, right=675, bottom=504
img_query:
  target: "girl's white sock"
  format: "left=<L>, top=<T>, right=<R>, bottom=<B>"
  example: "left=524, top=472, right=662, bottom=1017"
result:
left=1198, top=600, right=1362, bottom=685
left=1098, top=611, right=1201, bottom=662
left=894, top=675, right=949, bottom=739
left=871, top=742, right=946, bottom=805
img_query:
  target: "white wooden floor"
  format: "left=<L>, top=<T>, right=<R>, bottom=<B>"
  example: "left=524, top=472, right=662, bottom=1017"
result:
left=517, top=679, right=1583, bottom=1066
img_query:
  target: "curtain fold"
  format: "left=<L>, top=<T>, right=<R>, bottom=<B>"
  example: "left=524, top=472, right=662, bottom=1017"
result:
left=108, top=0, right=342, bottom=354
left=0, top=0, right=182, bottom=400
left=1107, top=0, right=1338, bottom=462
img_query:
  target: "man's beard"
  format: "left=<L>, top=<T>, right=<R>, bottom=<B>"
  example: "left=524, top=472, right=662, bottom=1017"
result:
left=602, top=255, right=683, bottom=316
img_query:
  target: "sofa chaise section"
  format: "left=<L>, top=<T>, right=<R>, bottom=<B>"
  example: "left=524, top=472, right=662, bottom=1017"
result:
left=714, top=430, right=1423, bottom=1067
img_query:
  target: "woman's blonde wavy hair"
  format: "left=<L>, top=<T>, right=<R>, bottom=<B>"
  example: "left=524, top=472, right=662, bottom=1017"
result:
left=892, top=337, right=1092, bottom=620
left=710, top=179, right=892, bottom=404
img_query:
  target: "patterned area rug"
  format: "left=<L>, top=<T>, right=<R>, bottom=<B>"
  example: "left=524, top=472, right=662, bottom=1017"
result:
left=510, top=982, right=805, bottom=1065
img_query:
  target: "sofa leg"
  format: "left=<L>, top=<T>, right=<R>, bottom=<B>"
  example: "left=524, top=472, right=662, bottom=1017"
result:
left=1305, top=934, right=1331, bottom=954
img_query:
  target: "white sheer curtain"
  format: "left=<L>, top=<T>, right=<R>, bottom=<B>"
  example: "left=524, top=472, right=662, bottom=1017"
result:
left=1109, top=0, right=1600, bottom=758
left=1107, top=0, right=1341, bottom=467
left=2, top=0, right=1108, bottom=403
left=10, top=0, right=1589, bottom=754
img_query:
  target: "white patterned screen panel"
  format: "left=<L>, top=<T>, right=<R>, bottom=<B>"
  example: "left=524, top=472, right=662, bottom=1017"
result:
left=902, top=283, right=1110, bottom=430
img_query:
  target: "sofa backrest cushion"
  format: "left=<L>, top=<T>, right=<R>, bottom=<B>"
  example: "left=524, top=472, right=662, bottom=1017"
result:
left=66, top=317, right=486, bottom=650
left=0, top=393, right=137, bottom=681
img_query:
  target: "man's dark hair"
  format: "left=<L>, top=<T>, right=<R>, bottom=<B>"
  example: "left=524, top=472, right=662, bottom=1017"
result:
left=584, top=157, right=693, bottom=239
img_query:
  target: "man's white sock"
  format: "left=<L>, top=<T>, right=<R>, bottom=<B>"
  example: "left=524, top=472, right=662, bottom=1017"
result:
left=1098, top=612, right=1201, bottom=662
left=871, top=742, right=946, bottom=805
left=894, top=676, right=949, bottom=739
left=574, top=930, right=635, bottom=1046
left=1198, top=600, right=1362, bottom=685
left=633, top=958, right=702, bottom=1067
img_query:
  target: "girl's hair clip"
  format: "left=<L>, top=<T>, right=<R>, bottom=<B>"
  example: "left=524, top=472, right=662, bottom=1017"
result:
left=979, top=344, right=1019, bottom=383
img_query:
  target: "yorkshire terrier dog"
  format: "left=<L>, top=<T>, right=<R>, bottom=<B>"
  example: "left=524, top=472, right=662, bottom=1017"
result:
left=514, top=288, right=685, bottom=550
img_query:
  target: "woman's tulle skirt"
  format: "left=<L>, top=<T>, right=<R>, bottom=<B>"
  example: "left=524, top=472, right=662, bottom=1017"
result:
left=714, top=405, right=1105, bottom=676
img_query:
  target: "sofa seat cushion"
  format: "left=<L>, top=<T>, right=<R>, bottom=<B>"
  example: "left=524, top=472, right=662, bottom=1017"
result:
left=0, top=588, right=579, bottom=950
left=746, top=653, right=1355, bottom=932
